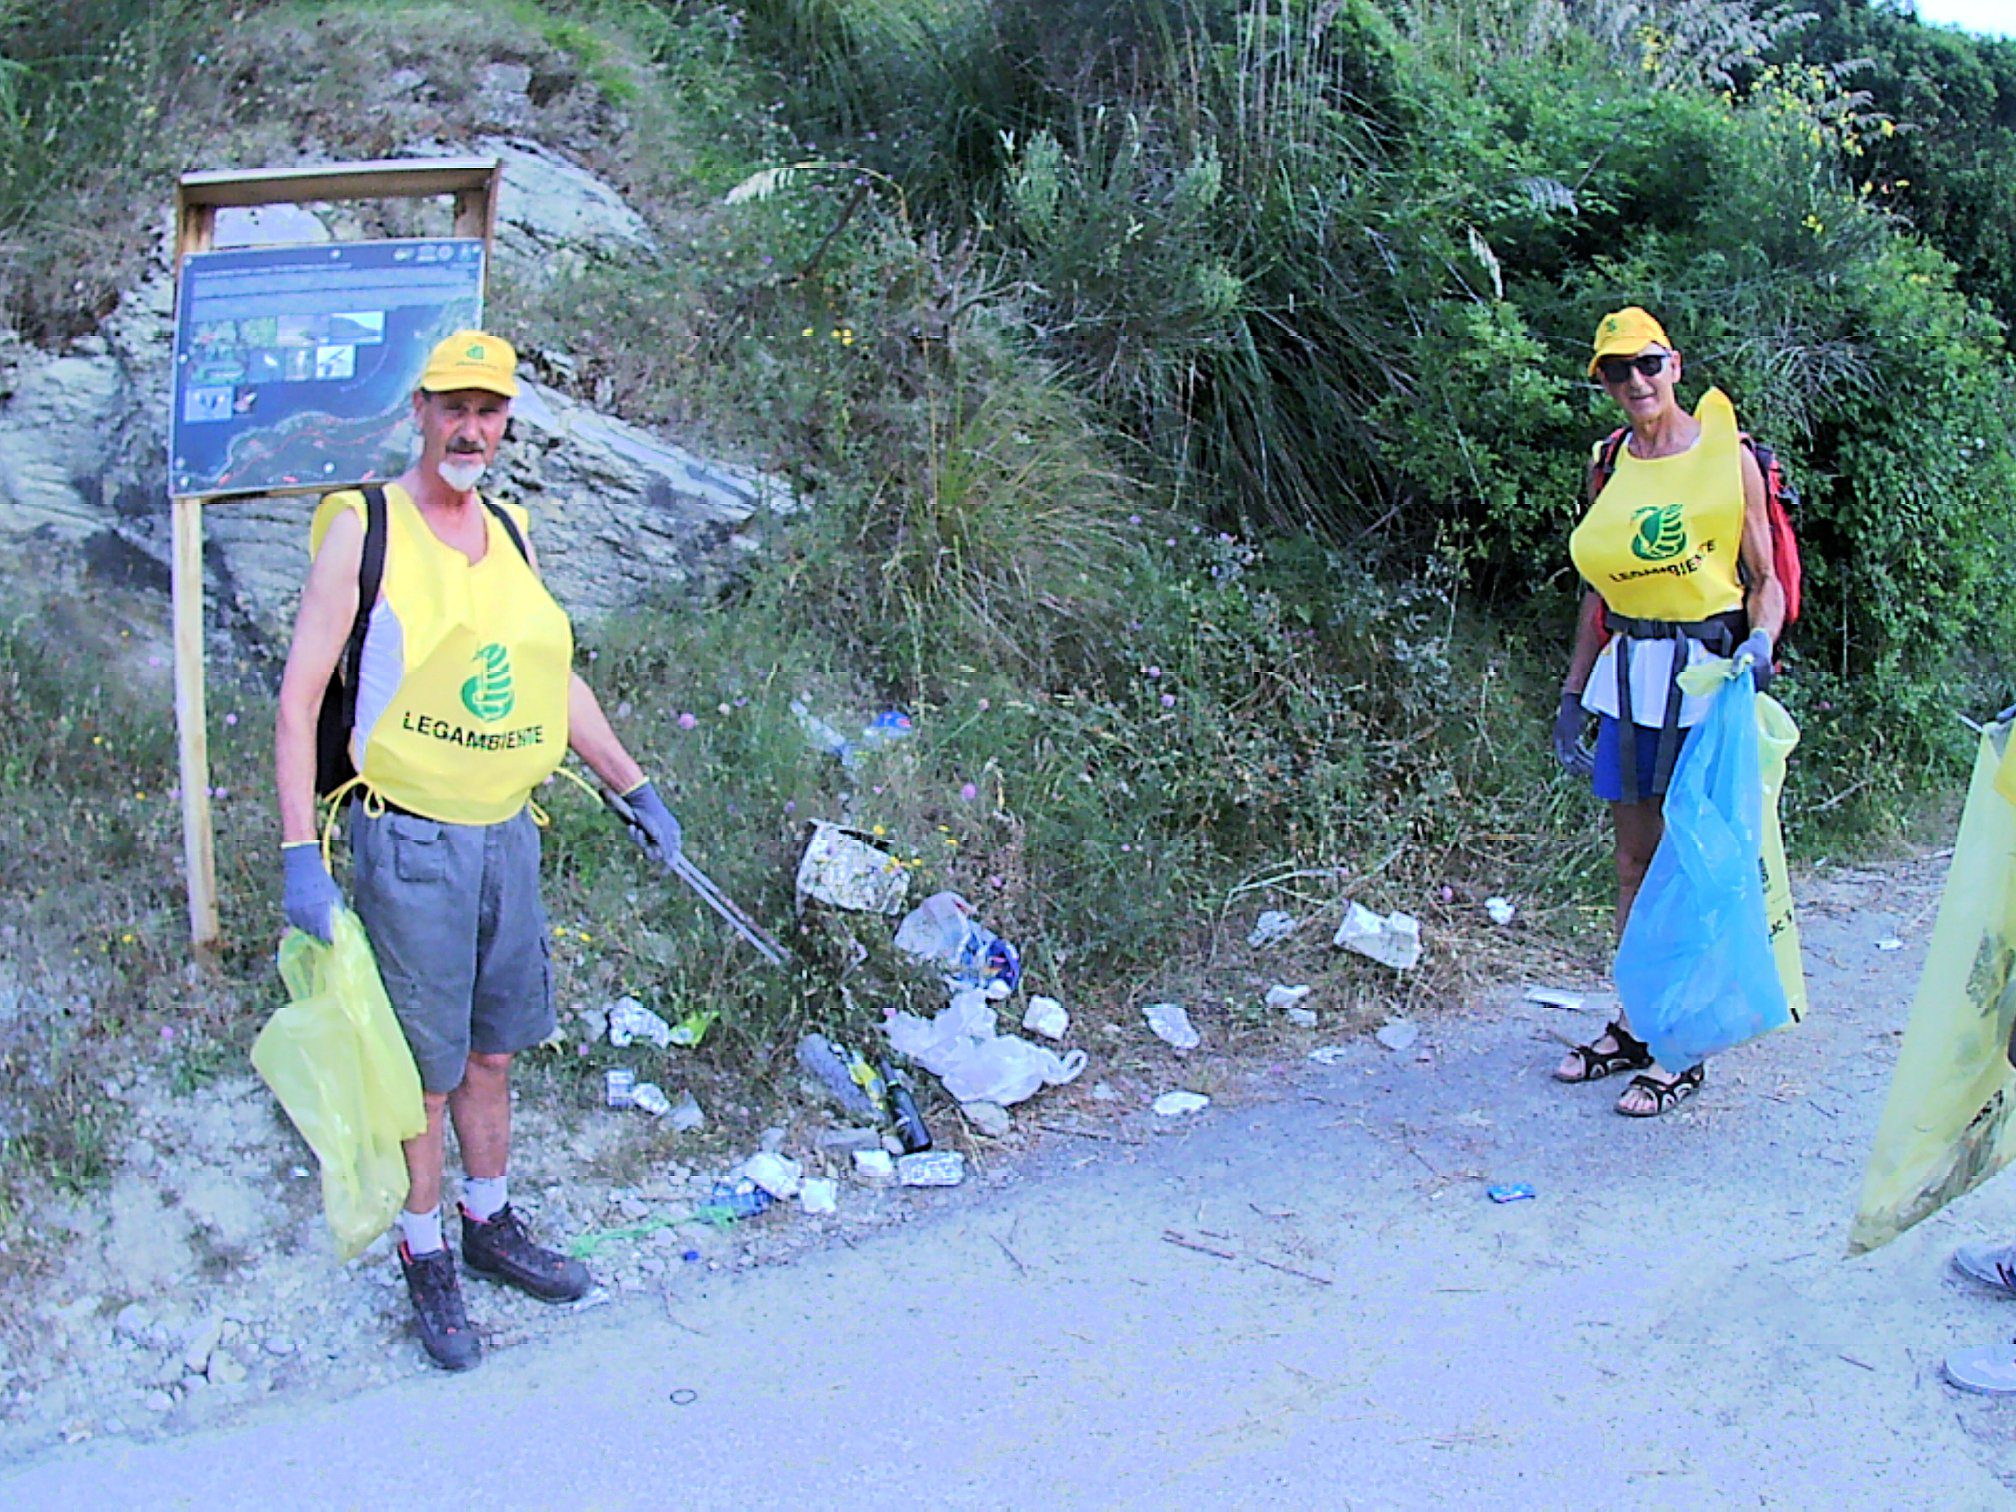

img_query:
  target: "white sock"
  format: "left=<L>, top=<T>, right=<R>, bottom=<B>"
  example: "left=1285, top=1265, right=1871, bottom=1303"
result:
left=461, top=1174, right=508, bottom=1222
left=397, top=1205, right=443, bottom=1255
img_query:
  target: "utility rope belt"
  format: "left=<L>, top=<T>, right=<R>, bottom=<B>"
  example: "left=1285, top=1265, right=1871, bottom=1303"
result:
left=1605, top=608, right=1745, bottom=802
left=312, top=769, right=595, bottom=867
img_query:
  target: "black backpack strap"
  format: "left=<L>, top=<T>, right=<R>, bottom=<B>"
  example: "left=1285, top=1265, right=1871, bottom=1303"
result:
left=314, top=485, right=387, bottom=798
left=343, top=485, right=388, bottom=688
left=480, top=495, right=531, bottom=566
left=1591, top=428, right=1628, bottom=497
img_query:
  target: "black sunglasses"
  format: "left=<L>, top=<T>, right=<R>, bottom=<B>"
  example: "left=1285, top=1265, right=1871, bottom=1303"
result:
left=1596, top=352, right=1669, bottom=385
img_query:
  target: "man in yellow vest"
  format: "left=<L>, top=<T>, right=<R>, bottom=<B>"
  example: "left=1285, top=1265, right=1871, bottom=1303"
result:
left=272, top=330, right=682, bottom=1370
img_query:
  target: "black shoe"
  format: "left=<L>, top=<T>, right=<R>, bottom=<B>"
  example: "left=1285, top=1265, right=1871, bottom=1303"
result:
left=399, top=1240, right=482, bottom=1371
left=460, top=1203, right=591, bottom=1303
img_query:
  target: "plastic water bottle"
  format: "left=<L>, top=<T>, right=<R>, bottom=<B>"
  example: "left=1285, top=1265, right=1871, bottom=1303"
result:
left=795, top=1033, right=885, bottom=1121
left=858, top=710, right=914, bottom=747
left=789, top=699, right=860, bottom=771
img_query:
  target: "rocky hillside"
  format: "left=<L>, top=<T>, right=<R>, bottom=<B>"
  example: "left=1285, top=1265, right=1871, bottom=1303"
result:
left=0, top=109, right=785, bottom=664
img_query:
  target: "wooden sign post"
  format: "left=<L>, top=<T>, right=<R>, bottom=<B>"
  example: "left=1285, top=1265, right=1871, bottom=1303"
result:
left=171, top=158, right=500, bottom=947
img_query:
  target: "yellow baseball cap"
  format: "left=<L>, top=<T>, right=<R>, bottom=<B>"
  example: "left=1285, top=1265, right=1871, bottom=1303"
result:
left=1588, top=307, right=1672, bottom=377
left=418, top=330, right=520, bottom=397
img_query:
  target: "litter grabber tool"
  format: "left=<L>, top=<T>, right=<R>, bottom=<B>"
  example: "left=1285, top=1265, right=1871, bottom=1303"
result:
left=600, top=784, right=791, bottom=967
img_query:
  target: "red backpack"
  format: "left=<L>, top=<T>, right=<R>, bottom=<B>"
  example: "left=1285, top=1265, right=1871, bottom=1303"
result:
left=1591, top=428, right=1804, bottom=631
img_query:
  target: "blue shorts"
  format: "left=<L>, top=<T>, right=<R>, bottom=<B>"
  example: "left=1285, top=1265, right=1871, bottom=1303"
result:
left=1591, top=716, right=1692, bottom=803
left=349, top=804, right=555, bottom=1093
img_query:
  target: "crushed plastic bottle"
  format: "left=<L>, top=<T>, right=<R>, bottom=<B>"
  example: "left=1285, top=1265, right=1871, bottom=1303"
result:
left=796, top=1033, right=886, bottom=1121
left=692, top=1178, right=774, bottom=1225
left=790, top=699, right=860, bottom=771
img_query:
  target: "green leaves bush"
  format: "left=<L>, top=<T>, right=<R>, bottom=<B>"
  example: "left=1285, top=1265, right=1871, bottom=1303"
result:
left=744, top=0, right=2016, bottom=804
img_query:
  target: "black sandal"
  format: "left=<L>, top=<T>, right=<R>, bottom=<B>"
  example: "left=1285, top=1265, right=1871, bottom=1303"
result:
left=1553, top=1020, right=1653, bottom=1083
left=1616, top=1063, right=1705, bottom=1117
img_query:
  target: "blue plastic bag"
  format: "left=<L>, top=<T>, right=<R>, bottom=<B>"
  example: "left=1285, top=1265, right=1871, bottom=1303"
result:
left=1615, top=661, right=1790, bottom=1069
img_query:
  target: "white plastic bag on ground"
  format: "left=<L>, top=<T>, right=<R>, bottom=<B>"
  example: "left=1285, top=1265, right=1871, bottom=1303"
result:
left=939, top=1035, right=1086, bottom=1105
left=1143, top=1002, right=1201, bottom=1050
left=885, top=990, right=1085, bottom=1106
left=886, top=989, right=998, bottom=1066
left=893, top=890, right=1023, bottom=994
left=894, top=891, right=972, bottom=961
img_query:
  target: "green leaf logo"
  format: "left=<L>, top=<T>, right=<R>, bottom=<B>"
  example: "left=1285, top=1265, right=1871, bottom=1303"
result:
left=461, top=643, right=515, bottom=722
left=1630, top=502, right=1689, bottom=562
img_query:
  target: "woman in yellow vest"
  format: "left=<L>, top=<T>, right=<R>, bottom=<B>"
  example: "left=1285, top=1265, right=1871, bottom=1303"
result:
left=1550, top=307, right=1785, bottom=1116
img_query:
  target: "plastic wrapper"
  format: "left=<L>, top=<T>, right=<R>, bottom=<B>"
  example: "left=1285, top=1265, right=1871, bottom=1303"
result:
left=254, top=911, right=426, bottom=1260
left=795, top=822, right=910, bottom=914
left=897, top=1151, right=967, bottom=1187
left=893, top=891, right=1022, bottom=994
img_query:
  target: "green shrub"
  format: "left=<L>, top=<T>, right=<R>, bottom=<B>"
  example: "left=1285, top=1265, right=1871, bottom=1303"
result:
left=0, top=0, right=217, bottom=339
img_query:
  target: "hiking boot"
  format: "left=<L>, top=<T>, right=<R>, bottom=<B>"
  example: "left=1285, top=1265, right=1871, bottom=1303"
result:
left=1954, top=1241, right=2016, bottom=1296
left=1947, top=1338, right=2016, bottom=1395
left=399, top=1241, right=481, bottom=1371
left=460, top=1203, right=591, bottom=1303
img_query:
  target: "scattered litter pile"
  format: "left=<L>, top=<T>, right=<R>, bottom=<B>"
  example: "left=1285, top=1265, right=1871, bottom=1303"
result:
left=885, top=890, right=1087, bottom=1126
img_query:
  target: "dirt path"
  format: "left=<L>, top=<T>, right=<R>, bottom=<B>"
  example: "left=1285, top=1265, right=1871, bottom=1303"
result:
left=7, top=852, right=2016, bottom=1505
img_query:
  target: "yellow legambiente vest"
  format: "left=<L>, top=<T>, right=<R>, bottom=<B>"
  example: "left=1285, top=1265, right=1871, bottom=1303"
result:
left=1568, top=387, right=1746, bottom=622
left=310, top=485, right=573, bottom=824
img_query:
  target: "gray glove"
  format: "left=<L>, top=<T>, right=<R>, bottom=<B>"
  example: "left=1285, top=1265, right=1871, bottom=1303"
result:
left=620, top=780, right=682, bottom=863
left=1738, top=629, right=1775, bottom=693
left=282, top=843, right=341, bottom=943
left=1552, top=691, right=1594, bottom=776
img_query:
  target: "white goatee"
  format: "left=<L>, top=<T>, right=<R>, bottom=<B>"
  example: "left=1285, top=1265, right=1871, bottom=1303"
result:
left=437, top=457, right=485, bottom=493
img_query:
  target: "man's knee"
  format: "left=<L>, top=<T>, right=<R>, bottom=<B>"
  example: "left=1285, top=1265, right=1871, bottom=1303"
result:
left=464, top=1050, right=512, bottom=1081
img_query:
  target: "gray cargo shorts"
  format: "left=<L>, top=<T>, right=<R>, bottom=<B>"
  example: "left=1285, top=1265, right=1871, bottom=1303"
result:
left=348, top=802, right=555, bottom=1094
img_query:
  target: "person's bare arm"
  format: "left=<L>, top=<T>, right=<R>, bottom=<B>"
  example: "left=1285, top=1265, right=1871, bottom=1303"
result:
left=1563, top=589, right=1606, bottom=696
left=1562, top=460, right=1609, bottom=696
left=517, top=513, right=648, bottom=793
left=568, top=673, right=647, bottom=794
left=1738, top=445, right=1785, bottom=643
left=274, top=510, right=363, bottom=845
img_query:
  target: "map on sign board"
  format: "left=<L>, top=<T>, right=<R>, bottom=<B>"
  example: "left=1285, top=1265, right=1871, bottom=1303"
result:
left=169, top=239, right=485, bottom=498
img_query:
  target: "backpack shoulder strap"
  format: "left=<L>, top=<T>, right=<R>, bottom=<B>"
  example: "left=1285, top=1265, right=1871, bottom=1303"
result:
left=480, top=494, right=531, bottom=566
left=343, top=485, right=388, bottom=684
left=1589, top=428, right=1627, bottom=501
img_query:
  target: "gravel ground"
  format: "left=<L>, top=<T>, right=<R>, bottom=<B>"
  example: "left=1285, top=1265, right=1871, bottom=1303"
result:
left=10, top=852, right=2016, bottom=1507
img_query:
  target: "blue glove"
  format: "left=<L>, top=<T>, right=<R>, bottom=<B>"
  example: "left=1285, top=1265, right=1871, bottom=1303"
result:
left=1738, top=629, right=1775, bottom=693
left=282, top=842, right=341, bottom=943
left=1552, top=691, right=1594, bottom=776
left=621, top=780, right=682, bottom=863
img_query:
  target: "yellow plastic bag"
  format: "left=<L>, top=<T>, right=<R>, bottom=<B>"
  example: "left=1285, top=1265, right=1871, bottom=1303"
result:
left=1756, top=692, right=1808, bottom=1022
left=1850, top=725, right=2016, bottom=1253
left=253, top=910, right=426, bottom=1260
